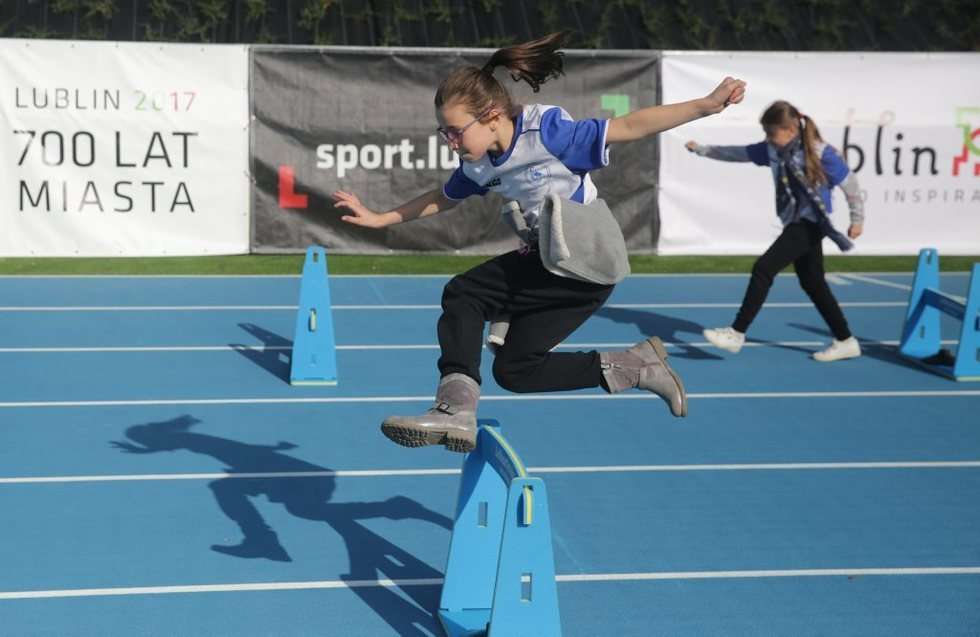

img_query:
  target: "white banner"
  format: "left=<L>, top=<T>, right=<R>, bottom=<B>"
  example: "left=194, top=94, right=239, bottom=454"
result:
left=660, top=52, right=980, bottom=255
left=0, top=40, right=250, bottom=256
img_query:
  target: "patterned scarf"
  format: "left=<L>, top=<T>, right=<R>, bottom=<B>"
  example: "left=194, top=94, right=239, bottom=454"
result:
left=777, top=137, right=853, bottom=252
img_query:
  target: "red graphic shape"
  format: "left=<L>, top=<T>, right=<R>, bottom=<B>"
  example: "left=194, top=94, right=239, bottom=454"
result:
left=278, top=165, right=309, bottom=209
left=952, top=128, right=980, bottom=177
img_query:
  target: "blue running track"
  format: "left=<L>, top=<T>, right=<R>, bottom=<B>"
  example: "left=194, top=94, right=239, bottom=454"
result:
left=1, top=271, right=978, bottom=636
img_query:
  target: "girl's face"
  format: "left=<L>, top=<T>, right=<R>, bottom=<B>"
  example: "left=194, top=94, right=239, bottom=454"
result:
left=765, top=123, right=799, bottom=148
left=437, top=102, right=500, bottom=162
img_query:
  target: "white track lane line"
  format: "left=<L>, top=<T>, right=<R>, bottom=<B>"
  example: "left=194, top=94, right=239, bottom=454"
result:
left=1, top=389, right=979, bottom=409
left=0, top=339, right=959, bottom=354
left=4, top=460, right=980, bottom=485
left=3, top=567, right=980, bottom=599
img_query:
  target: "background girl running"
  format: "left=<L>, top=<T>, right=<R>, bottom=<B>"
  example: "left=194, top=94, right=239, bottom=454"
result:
left=687, top=100, right=866, bottom=362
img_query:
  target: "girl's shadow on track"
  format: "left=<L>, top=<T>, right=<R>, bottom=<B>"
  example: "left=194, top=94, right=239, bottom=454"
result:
left=111, top=415, right=450, bottom=637
left=596, top=307, right=721, bottom=360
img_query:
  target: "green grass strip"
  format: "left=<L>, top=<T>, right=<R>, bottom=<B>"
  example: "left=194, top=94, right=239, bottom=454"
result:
left=0, top=254, right=977, bottom=276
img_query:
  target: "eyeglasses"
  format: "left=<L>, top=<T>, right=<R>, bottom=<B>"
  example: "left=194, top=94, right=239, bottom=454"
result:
left=437, top=108, right=492, bottom=144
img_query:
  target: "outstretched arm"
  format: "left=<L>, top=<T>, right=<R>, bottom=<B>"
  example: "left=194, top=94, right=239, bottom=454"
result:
left=606, top=76, right=746, bottom=144
left=685, top=141, right=755, bottom=162
left=333, top=188, right=459, bottom=228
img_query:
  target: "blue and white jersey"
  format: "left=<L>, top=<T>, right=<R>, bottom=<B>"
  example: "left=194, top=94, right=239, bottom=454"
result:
left=744, top=140, right=850, bottom=223
left=442, top=104, right=610, bottom=229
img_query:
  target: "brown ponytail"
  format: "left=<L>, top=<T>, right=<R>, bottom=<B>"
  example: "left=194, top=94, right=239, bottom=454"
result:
left=761, top=100, right=828, bottom=186
left=434, top=31, right=570, bottom=118
left=799, top=114, right=826, bottom=186
left=482, top=31, right=568, bottom=92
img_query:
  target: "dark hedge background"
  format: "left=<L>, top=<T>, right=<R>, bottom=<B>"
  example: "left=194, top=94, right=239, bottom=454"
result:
left=2, top=0, right=977, bottom=50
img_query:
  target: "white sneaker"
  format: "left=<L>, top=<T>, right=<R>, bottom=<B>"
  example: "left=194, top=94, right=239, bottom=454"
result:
left=702, top=327, right=745, bottom=353
left=812, top=337, right=861, bottom=362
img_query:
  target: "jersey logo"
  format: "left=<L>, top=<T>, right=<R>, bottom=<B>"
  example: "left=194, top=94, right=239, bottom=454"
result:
left=526, top=164, right=550, bottom=184
left=483, top=177, right=502, bottom=188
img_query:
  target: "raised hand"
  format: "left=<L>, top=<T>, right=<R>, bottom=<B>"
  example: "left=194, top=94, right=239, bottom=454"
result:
left=705, top=76, right=746, bottom=114
left=332, top=190, right=389, bottom=228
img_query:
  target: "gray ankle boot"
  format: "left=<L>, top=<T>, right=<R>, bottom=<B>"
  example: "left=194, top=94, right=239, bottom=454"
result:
left=600, top=337, right=688, bottom=417
left=381, top=373, right=479, bottom=452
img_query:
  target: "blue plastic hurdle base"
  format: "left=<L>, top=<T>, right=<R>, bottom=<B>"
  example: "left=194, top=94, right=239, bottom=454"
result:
left=899, top=248, right=980, bottom=381
left=289, top=245, right=338, bottom=386
left=438, top=420, right=562, bottom=637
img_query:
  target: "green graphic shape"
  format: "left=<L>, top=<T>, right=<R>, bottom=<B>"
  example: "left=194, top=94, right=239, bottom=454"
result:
left=601, top=94, right=630, bottom=118
left=955, top=107, right=980, bottom=155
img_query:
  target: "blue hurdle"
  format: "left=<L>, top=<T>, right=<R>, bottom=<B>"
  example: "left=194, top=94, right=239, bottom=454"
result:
left=899, top=248, right=980, bottom=381
left=289, top=245, right=338, bottom=386
left=439, top=420, right=562, bottom=637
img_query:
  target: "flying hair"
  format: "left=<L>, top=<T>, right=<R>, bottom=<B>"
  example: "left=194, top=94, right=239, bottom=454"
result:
left=434, top=32, right=570, bottom=119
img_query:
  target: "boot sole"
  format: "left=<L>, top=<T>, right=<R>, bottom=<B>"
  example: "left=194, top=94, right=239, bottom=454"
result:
left=648, top=337, right=688, bottom=417
left=381, top=422, right=476, bottom=453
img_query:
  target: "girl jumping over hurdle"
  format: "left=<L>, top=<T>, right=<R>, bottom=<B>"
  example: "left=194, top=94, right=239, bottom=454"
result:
left=687, top=100, right=866, bottom=362
left=334, top=32, right=745, bottom=452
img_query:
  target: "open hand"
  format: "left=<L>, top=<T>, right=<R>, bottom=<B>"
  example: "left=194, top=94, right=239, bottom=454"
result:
left=705, top=76, right=746, bottom=114
left=332, top=191, right=388, bottom=228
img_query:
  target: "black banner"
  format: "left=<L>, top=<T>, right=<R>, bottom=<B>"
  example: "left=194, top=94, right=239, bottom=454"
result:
left=250, top=46, right=659, bottom=254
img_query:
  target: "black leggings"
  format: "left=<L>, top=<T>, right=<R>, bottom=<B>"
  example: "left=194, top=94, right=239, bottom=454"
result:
left=437, top=249, right=614, bottom=393
left=732, top=221, right=852, bottom=341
